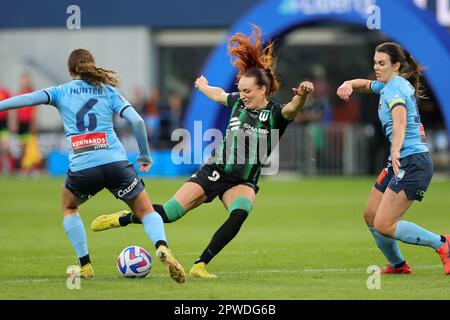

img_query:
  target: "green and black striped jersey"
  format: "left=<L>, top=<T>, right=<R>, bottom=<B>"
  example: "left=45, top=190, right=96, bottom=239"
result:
left=210, top=92, right=292, bottom=184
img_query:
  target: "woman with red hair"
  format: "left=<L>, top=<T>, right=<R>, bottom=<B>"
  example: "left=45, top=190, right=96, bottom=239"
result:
left=93, top=26, right=314, bottom=278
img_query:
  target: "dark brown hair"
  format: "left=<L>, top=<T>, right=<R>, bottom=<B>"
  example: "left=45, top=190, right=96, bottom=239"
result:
left=68, top=49, right=119, bottom=88
left=227, top=25, right=280, bottom=96
left=376, top=42, right=425, bottom=97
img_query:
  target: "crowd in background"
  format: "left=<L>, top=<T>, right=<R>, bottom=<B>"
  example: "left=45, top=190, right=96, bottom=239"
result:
left=0, top=66, right=447, bottom=177
left=0, top=72, right=42, bottom=176
left=127, top=87, right=184, bottom=149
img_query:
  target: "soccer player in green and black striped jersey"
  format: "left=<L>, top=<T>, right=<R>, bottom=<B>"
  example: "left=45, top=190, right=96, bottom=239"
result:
left=91, top=25, right=314, bottom=278
left=211, top=88, right=291, bottom=185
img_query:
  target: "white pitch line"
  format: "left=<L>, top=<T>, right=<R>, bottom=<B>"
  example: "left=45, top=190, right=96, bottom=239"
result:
left=0, top=274, right=167, bottom=284
left=0, top=265, right=443, bottom=284
left=217, top=264, right=442, bottom=274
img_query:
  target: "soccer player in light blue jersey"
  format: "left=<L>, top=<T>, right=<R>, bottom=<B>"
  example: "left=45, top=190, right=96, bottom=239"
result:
left=337, top=42, right=450, bottom=275
left=0, top=49, right=186, bottom=283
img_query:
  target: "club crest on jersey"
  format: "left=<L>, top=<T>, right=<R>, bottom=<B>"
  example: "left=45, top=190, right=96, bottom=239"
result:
left=259, top=110, right=270, bottom=122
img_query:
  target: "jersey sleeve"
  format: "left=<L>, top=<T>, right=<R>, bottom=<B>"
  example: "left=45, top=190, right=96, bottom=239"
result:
left=383, top=84, right=407, bottom=111
left=273, top=104, right=293, bottom=128
left=370, top=81, right=385, bottom=94
left=0, top=90, right=49, bottom=111
left=111, top=89, right=132, bottom=116
left=226, top=92, right=240, bottom=108
left=43, top=86, right=61, bottom=107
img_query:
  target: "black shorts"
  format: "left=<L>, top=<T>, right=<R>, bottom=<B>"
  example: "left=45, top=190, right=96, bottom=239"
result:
left=187, top=164, right=259, bottom=203
left=65, top=161, right=145, bottom=202
left=374, top=152, right=433, bottom=201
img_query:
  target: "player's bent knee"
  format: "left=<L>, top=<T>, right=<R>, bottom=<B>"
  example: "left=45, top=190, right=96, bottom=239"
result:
left=228, top=196, right=253, bottom=214
left=363, top=209, right=376, bottom=226
left=373, top=217, right=394, bottom=237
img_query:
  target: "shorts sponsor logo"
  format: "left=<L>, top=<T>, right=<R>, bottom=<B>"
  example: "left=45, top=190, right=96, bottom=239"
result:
left=416, top=189, right=426, bottom=197
left=118, top=178, right=139, bottom=198
left=208, top=170, right=220, bottom=182
left=71, top=132, right=108, bottom=154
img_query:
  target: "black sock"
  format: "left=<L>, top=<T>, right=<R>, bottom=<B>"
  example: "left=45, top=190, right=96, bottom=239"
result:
left=79, top=254, right=91, bottom=267
left=118, top=212, right=141, bottom=226
left=441, top=235, right=447, bottom=244
left=155, top=240, right=168, bottom=250
left=394, top=261, right=406, bottom=268
left=153, top=204, right=171, bottom=223
left=196, top=209, right=248, bottom=265
left=119, top=204, right=171, bottom=227
left=118, top=205, right=171, bottom=226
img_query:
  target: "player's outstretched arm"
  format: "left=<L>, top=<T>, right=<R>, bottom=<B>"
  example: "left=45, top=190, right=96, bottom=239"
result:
left=0, top=90, right=49, bottom=111
left=194, top=75, right=229, bottom=106
left=281, top=81, right=314, bottom=121
left=121, top=106, right=153, bottom=172
left=336, top=79, right=372, bottom=101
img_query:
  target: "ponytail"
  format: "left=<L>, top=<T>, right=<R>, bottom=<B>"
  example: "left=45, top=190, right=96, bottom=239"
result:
left=227, top=25, right=280, bottom=96
left=68, top=49, right=120, bottom=88
left=402, top=49, right=426, bottom=98
left=376, top=42, right=426, bottom=98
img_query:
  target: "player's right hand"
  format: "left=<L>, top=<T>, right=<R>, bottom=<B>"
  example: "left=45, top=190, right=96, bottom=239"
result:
left=195, top=75, right=208, bottom=89
left=336, top=82, right=353, bottom=102
left=137, top=155, right=153, bottom=173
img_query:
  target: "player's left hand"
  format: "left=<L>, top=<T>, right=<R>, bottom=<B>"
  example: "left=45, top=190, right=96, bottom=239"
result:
left=137, top=155, right=153, bottom=173
left=392, top=150, right=401, bottom=177
left=293, top=81, right=314, bottom=97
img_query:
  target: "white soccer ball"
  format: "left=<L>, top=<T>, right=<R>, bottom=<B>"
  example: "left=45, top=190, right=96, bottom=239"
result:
left=117, top=246, right=152, bottom=278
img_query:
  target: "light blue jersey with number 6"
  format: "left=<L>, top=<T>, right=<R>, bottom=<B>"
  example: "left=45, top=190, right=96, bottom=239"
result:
left=370, top=76, right=429, bottom=159
left=44, top=80, right=129, bottom=171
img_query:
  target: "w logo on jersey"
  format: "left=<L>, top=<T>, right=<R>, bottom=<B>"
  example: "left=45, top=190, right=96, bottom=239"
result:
left=230, top=117, right=241, bottom=131
left=259, top=110, right=270, bottom=122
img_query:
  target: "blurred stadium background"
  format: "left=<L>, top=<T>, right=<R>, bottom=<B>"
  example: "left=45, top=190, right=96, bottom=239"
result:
left=0, top=0, right=448, bottom=178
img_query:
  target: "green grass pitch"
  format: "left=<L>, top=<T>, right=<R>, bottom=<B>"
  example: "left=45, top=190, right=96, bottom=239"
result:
left=1, top=176, right=449, bottom=299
